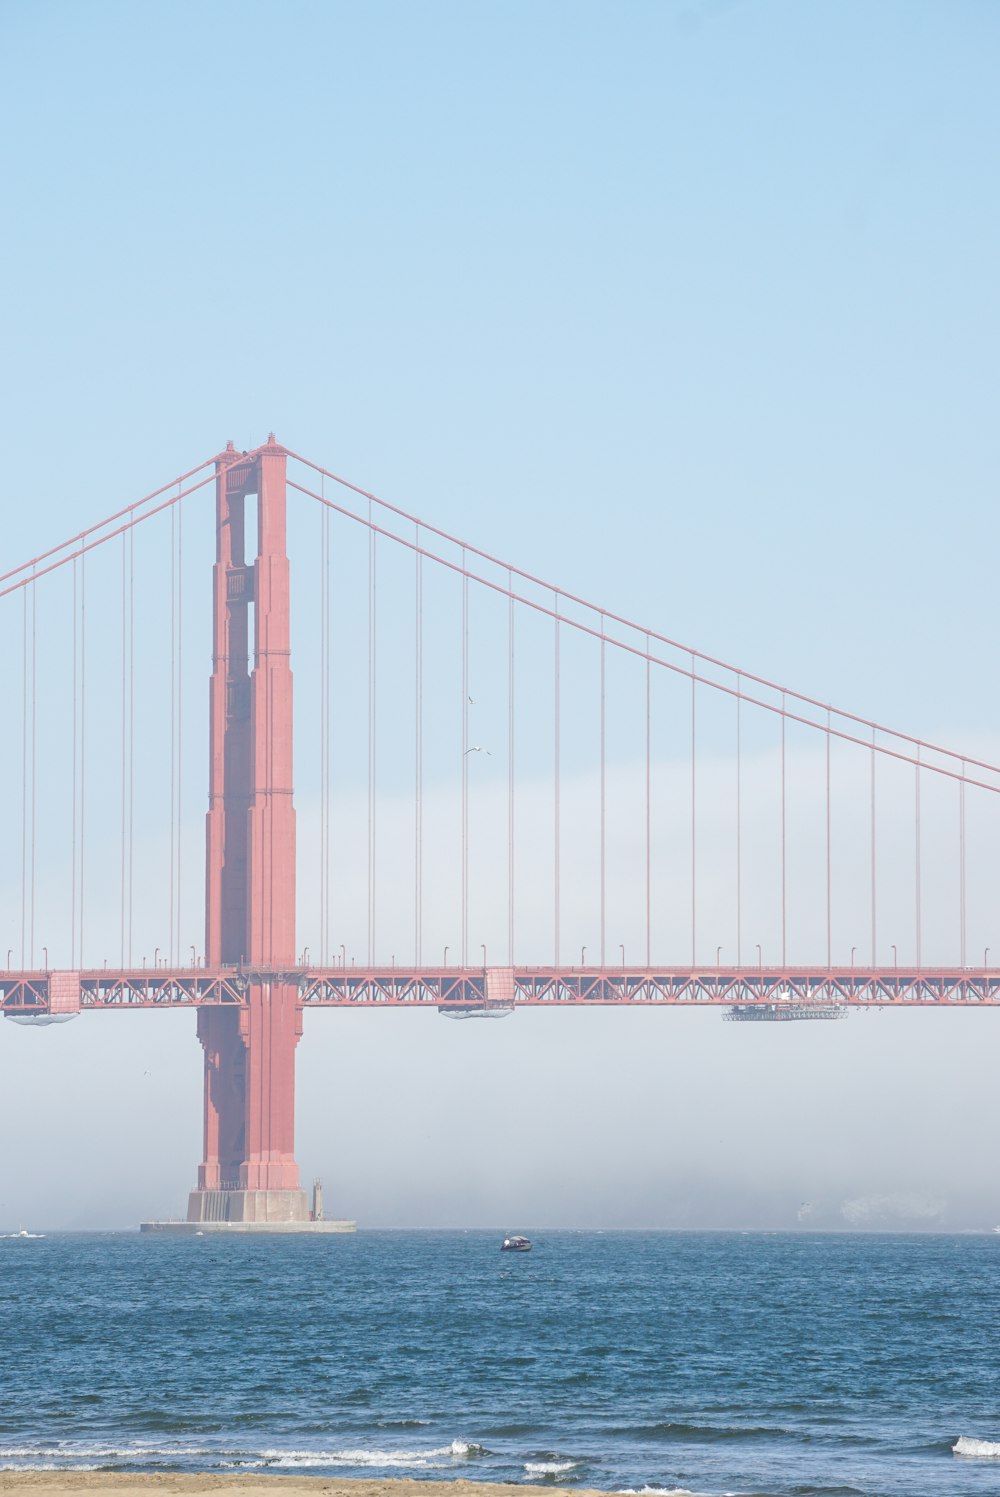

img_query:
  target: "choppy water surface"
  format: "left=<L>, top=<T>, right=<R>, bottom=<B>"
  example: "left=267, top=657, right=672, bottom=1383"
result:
left=3, top=1230, right=1000, bottom=1496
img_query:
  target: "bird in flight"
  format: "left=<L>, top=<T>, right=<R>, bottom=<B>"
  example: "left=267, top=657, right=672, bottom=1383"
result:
left=465, top=745, right=491, bottom=756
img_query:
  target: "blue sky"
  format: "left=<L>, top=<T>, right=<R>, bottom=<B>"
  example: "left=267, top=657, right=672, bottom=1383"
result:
left=2, top=0, right=1000, bottom=1228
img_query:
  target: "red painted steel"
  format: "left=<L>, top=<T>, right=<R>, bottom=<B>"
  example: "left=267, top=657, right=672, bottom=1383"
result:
left=198, top=438, right=300, bottom=1203
left=5, top=967, right=1000, bottom=1012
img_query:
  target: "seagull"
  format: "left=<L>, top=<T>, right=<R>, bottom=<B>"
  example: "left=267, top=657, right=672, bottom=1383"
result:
left=465, top=745, right=491, bottom=756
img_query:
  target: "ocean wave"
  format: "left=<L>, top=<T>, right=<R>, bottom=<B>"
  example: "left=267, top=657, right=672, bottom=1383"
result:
left=0, top=1466, right=100, bottom=1474
left=954, top=1436, right=1000, bottom=1458
left=615, top=1488, right=703, bottom=1496
left=0, top=1439, right=483, bottom=1471
left=607, top=1421, right=789, bottom=1443
left=525, top=1460, right=579, bottom=1475
left=258, top=1439, right=482, bottom=1469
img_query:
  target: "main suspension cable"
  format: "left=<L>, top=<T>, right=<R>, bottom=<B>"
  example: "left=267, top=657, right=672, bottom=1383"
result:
left=289, top=476, right=998, bottom=795
left=286, top=449, right=991, bottom=779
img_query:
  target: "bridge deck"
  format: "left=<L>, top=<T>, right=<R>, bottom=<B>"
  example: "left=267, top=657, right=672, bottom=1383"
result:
left=2, top=966, right=1000, bottom=1013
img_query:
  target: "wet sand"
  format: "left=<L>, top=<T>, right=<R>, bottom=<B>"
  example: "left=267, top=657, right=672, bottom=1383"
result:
left=0, top=1479, right=596, bottom=1497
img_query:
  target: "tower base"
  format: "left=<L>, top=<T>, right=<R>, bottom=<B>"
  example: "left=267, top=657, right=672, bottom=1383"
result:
left=186, top=1186, right=311, bottom=1225
left=139, top=1183, right=356, bottom=1234
left=140, top=1217, right=356, bottom=1235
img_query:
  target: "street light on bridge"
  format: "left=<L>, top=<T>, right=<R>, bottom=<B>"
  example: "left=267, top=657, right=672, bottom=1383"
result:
left=619, top=943, right=625, bottom=968
left=443, top=946, right=449, bottom=967
left=580, top=945, right=586, bottom=967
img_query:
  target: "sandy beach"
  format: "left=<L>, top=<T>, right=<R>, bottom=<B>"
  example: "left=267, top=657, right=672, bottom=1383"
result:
left=0, top=1480, right=593, bottom=1497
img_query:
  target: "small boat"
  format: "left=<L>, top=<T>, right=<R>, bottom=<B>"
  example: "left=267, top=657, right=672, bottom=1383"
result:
left=501, top=1234, right=532, bottom=1252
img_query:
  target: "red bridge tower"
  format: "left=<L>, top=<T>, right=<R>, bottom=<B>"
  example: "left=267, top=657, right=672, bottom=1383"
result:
left=188, top=437, right=307, bottom=1225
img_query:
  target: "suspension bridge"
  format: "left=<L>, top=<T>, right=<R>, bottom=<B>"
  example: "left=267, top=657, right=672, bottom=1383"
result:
left=1, top=436, right=997, bottom=1227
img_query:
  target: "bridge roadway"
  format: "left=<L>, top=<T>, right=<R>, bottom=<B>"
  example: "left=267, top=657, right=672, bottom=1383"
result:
left=2, top=965, right=1000, bottom=1014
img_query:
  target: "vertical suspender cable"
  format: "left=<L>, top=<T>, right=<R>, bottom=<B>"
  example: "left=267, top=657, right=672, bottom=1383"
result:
left=169, top=501, right=176, bottom=967
left=461, top=558, right=469, bottom=967
left=508, top=571, right=514, bottom=967
left=20, top=587, right=27, bottom=968
left=319, top=501, right=327, bottom=965
left=72, top=559, right=78, bottom=969
left=368, top=508, right=376, bottom=966
left=736, top=674, right=742, bottom=967
left=415, top=528, right=423, bottom=966
left=30, top=570, right=36, bottom=968
left=30, top=565, right=37, bottom=964
left=690, top=654, right=696, bottom=966
left=128, top=524, right=134, bottom=965
left=79, top=544, right=86, bottom=966
left=327, top=485, right=335, bottom=964
left=958, top=766, right=964, bottom=964
left=177, top=483, right=183, bottom=966
left=825, top=709, right=832, bottom=968
left=870, top=727, right=877, bottom=966
left=645, top=637, right=651, bottom=968
left=600, top=617, right=606, bottom=969
left=554, top=592, right=560, bottom=968
left=915, top=747, right=921, bottom=968
left=121, top=535, right=127, bottom=966
left=780, top=693, right=786, bottom=968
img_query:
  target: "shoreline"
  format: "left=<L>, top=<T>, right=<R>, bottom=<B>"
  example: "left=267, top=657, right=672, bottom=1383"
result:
left=0, top=1480, right=602, bottom=1497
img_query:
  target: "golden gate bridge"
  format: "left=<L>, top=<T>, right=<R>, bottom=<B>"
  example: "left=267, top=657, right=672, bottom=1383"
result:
left=1, top=437, right=998, bottom=1228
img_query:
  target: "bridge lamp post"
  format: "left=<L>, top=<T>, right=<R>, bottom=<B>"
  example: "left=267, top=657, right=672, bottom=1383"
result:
left=190, top=945, right=196, bottom=967
left=481, top=943, right=487, bottom=969
left=154, top=947, right=160, bottom=969
left=891, top=944, right=897, bottom=969
left=443, top=945, right=449, bottom=967
left=986, top=947, right=991, bottom=968
left=340, top=943, right=346, bottom=968
left=755, top=943, right=762, bottom=968
left=302, top=947, right=310, bottom=967
left=619, top=943, right=625, bottom=968
left=42, top=946, right=48, bottom=971
left=716, top=944, right=722, bottom=968
left=580, top=945, right=586, bottom=967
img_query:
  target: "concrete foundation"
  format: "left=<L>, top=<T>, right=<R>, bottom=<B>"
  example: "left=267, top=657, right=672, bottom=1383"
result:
left=186, top=1186, right=311, bottom=1224
left=140, top=1217, right=355, bottom=1235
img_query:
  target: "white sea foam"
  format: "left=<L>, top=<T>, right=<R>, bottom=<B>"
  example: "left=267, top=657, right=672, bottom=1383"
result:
left=0, top=1465, right=100, bottom=1473
left=0, top=1439, right=480, bottom=1471
left=0, top=1444, right=217, bottom=1462
left=954, top=1436, right=1000, bottom=1458
left=524, top=1460, right=578, bottom=1475
left=259, top=1440, right=480, bottom=1469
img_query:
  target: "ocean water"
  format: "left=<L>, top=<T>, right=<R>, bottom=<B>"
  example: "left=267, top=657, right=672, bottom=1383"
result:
left=2, top=1230, right=1000, bottom=1496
